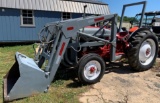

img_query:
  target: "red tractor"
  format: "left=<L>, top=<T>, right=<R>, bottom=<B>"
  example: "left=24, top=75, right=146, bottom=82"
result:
left=3, top=1, right=159, bottom=102
left=129, top=11, right=160, bottom=33
left=76, top=23, right=158, bottom=84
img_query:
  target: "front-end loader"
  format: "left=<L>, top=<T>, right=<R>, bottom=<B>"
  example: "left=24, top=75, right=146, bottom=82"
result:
left=3, top=1, right=158, bottom=102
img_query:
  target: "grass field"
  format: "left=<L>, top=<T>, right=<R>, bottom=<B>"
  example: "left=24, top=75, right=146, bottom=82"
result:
left=0, top=44, right=88, bottom=103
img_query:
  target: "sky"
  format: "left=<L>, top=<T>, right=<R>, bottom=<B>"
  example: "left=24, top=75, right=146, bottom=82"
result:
left=101, top=0, right=159, bottom=17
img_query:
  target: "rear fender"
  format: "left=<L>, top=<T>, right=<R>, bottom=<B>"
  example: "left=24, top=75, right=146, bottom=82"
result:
left=128, top=27, right=152, bottom=42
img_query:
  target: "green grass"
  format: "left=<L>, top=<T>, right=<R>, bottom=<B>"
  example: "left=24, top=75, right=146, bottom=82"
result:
left=0, top=44, right=88, bottom=103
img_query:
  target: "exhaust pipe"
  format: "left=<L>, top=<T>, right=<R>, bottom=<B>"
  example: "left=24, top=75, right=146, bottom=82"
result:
left=3, top=52, right=50, bottom=102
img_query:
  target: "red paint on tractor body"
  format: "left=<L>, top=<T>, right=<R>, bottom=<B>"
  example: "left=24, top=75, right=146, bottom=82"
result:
left=94, top=17, right=104, bottom=22
left=129, top=26, right=139, bottom=33
left=67, top=27, right=74, bottom=31
left=81, top=28, right=130, bottom=60
left=59, top=42, right=66, bottom=56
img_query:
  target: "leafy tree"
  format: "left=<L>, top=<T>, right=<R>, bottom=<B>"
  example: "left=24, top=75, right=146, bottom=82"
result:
left=118, top=16, right=134, bottom=22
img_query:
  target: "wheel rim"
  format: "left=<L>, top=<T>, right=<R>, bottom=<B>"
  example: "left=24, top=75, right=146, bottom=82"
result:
left=84, top=60, right=101, bottom=80
left=139, top=38, right=156, bottom=65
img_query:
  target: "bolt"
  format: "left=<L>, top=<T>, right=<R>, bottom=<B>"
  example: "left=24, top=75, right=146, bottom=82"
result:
left=44, top=85, right=50, bottom=93
left=44, top=89, right=48, bottom=93
left=45, top=72, right=50, bottom=78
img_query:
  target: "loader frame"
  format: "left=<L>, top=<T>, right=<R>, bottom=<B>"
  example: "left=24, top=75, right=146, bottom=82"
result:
left=119, top=1, right=146, bottom=32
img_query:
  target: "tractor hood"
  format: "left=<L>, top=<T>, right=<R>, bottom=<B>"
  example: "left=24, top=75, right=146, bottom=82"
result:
left=80, top=26, right=111, bottom=38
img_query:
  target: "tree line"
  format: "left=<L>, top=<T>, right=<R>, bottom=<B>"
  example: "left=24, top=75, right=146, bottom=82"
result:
left=118, top=16, right=134, bottom=22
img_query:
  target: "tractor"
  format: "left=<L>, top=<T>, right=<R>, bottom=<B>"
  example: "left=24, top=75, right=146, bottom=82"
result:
left=3, top=1, right=158, bottom=102
left=129, top=11, right=160, bottom=39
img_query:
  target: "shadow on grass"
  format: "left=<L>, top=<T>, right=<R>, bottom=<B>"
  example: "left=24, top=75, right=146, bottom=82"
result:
left=54, top=68, right=78, bottom=81
left=53, top=68, right=85, bottom=88
left=3, top=97, right=30, bottom=103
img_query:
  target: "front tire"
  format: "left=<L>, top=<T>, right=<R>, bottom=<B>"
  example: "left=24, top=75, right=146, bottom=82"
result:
left=78, top=53, right=105, bottom=84
left=128, top=30, right=158, bottom=71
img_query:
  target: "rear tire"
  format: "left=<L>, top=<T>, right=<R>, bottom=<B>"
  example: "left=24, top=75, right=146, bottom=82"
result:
left=78, top=53, right=105, bottom=84
left=128, top=30, right=158, bottom=71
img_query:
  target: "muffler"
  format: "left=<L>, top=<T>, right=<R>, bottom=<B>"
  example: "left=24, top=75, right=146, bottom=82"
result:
left=3, top=52, right=50, bottom=102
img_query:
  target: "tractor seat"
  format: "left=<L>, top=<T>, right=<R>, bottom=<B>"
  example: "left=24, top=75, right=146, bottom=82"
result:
left=152, top=18, right=160, bottom=34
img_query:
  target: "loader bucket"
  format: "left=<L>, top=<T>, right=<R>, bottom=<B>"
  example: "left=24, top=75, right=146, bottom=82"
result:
left=3, top=52, right=49, bottom=102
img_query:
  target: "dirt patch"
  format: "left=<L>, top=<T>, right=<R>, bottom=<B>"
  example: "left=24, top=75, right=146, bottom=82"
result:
left=79, top=59, right=160, bottom=103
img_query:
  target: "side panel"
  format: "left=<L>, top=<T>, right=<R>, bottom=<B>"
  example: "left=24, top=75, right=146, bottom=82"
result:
left=0, top=8, right=61, bottom=42
left=0, top=8, right=20, bottom=41
left=0, top=8, right=93, bottom=43
left=72, top=13, right=93, bottom=18
left=72, top=13, right=83, bottom=18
